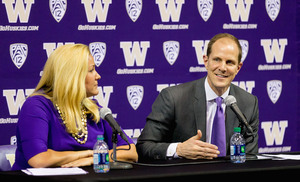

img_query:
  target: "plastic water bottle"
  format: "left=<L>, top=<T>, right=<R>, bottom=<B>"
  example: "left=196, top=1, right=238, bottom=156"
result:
left=230, top=127, right=246, bottom=163
left=93, top=135, right=110, bottom=173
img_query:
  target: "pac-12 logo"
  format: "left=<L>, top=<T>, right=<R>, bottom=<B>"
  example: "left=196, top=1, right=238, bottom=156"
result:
left=89, top=42, right=106, bottom=67
left=197, top=0, right=213, bottom=22
left=126, top=0, right=142, bottom=22
left=239, top=40, right=249, bottom=63
left=163, top=41, right=179, bottom=65
left=267, top=80, right=282, bottom=104
left=127, top=85, right=143, bottom=110
left=50, top=0, right=67, bottom=22
left=266, top=0, right=280, bottom=21
left=10, top=43, right=28, bottom=69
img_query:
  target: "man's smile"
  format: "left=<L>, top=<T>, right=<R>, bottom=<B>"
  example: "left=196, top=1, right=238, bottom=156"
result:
left=215, top=74, right=229, bottom=78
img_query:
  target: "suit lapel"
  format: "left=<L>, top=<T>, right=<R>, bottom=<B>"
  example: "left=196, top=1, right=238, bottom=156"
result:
left=192, top=79, right=241, bottom=146
left=194, top=78, right=207, bottom=142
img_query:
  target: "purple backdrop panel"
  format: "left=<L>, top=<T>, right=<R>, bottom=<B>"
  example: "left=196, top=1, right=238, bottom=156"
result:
left=0, top=0, right=298, bottom=152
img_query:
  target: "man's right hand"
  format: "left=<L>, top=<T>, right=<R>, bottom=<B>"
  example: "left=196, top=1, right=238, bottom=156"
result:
left=176, top=130, right=220, bottom=159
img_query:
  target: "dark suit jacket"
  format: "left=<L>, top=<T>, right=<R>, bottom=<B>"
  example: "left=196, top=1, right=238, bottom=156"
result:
left=136, top=77, right=259, bottom=160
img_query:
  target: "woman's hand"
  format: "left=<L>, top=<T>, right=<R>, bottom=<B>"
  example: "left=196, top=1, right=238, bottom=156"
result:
left=28, top=149, right=94, bottom=168
left=28, top=144, right=138, bottom=168
left=61, top=157, right=93, bottom=168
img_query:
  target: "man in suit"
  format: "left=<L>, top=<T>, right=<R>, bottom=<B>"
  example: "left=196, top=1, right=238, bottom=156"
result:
left=136, top=33, right=259, bottom=160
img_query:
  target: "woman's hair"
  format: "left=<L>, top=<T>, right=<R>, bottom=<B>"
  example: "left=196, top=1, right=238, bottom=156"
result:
left=32, top=44, right=100, bottom=134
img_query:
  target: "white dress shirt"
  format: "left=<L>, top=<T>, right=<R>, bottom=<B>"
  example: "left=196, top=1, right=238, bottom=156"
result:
left=204, top=78, right=229, bottom=144
left=166, top=78, right=230, bottom=158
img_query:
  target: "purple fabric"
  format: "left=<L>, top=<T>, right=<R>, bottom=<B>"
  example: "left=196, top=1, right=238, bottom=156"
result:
left=11, top=95, right=133, bottom=171
left=211, top=97, right=226, bottom=157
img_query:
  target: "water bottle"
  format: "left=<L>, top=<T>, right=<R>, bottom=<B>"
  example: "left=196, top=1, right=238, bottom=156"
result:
left=230, top=127, right=246, bottom=163
left=93, top=135, right=110, bottom=173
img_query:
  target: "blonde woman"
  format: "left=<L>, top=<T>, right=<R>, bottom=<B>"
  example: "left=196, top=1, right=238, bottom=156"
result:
left=12, top=44, right=138, bottom=170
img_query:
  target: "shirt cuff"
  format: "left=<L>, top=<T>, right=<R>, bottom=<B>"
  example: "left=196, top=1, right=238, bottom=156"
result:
left=166, top=143, right=180, bottom=159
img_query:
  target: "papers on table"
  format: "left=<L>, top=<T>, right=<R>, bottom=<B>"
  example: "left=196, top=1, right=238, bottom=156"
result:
left=257, top=154, right=300, bottom=160
left=22, top=167, right=88, bottom=176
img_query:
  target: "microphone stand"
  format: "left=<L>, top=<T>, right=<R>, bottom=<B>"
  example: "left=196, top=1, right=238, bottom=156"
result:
left=237, top=113, right=255, bottom=143
left=110, top=130, right=133, bottom=169
left=238, top=120, right=257, bottom=160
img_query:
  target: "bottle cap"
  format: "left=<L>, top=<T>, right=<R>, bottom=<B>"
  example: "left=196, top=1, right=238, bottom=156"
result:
left=234, top=127, right=241, bottom=133
left=97, top=135, right=104, bottom=140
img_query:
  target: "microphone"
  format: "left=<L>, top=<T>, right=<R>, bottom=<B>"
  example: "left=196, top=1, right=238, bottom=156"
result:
left=100, top=107, right=129, bottom=143
left=225, top=95, right=253, bottom=134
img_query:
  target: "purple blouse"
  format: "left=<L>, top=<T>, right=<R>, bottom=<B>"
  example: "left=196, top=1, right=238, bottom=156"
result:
left=12, top=95, right=133, bottom=170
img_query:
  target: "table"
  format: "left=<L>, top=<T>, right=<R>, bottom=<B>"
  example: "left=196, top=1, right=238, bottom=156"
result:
left=1, top=157, right=300, bottom=181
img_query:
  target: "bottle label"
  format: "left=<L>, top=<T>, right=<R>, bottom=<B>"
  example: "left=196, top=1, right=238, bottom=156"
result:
left=93, top=153, right=109, bottom=165
left=230, top=144, right=245, bottom=156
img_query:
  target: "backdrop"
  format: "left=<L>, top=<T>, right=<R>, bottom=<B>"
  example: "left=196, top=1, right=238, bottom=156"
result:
left=0, top=0, right=299, bottom=153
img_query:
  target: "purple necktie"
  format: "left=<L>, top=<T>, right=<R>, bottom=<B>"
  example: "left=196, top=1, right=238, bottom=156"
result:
left=211, top=97, right=226, bottom=156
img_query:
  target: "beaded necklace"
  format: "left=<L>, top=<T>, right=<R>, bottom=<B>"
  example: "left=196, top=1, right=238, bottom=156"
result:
left=55, top=104, right=88, bottom=144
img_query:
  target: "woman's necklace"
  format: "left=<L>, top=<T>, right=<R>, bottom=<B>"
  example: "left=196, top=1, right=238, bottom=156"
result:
left=55, top=104, right=88, bottom=144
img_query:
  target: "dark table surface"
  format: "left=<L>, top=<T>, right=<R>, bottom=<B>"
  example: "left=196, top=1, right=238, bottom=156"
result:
left=1, top=156, right=300, bottom=181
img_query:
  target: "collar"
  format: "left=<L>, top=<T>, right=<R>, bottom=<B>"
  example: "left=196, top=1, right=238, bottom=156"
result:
left=204, top=77, right=230, bottom=102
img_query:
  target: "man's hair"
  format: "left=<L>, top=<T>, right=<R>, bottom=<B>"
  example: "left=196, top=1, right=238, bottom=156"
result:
left=206, top=33, right=242, bottom=63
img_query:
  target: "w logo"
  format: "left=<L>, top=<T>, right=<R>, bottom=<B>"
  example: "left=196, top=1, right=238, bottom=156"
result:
left=226, top=0, right=253, bottom=22
left=120, top=41, right=150, bottom=67
left=81, top=0, right=112, bottom=22
left=192, top=40, right=209, bottom=65
left=261, top=39, right=288, bottom=64
left=3, top=89, right=34, bottom=115
left=156, top=0, right=185, bottom=22
left=261, top=121, right=288, bottom=146
left=2, top=0, right=35, bottom=23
